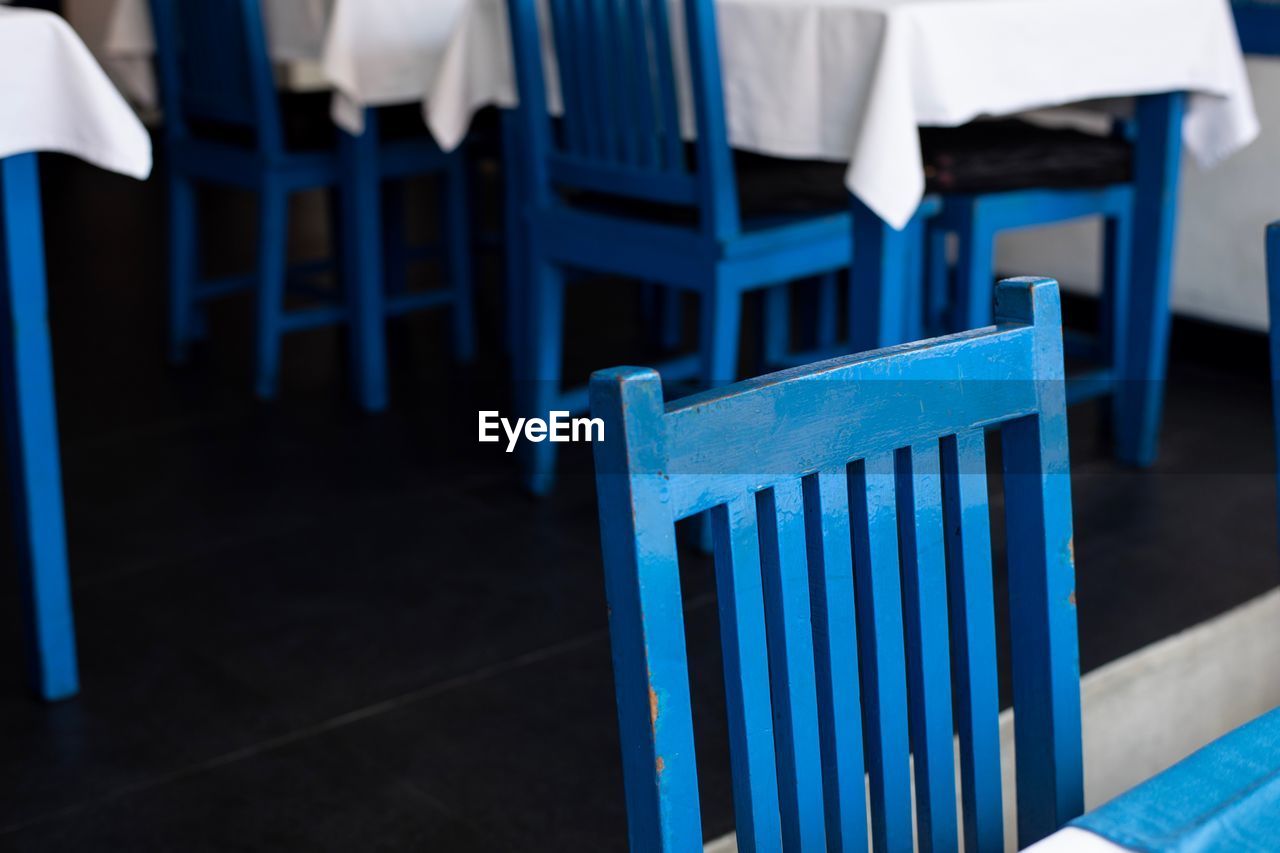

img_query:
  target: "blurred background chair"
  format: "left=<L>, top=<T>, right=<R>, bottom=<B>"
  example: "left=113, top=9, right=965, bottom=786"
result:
left=921, top=102, right=1177, bottom=468
left=922, top=118, right=1138, bottom=419
left=150, top=0, right=474, bottom=401
left=505, top=0, right=862, bottom=495
left=591, top=277, right=1081, bottom=850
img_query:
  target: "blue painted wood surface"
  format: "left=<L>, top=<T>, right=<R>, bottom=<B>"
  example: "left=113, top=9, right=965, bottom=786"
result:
left=1267, top=222, right=1280, bottom=550
left=1114, top=93, right=1186, bottom=466
left=505, top=0, right=853, bottom=494
left=941, top=429, right=1004, bottom=852
left=591, top=277, right=1083, bottom=849
left=1234, top=1, right=1280, bottom=55
left=0, top=153, right=79, bottom=702
left=802, top=467, right=867, bottom=852
left=150, top=0, right=474, bottom=409
left=895, top=442, right=958, bottom=851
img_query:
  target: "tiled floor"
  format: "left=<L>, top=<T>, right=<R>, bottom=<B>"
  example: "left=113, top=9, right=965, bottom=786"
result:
left=0, top=153, right=1276, bottom=851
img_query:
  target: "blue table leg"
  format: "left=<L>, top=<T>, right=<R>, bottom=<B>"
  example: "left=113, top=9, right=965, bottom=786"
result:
left=1115, top=92, right=1186, bottom=466
left=501, top=111, right=526, bottom=358
left=0, top=153, right=78, bottom=701
left=850, top=198, right=925, bottom=350
left=339, top=111, right=389, bottom=412
left=1268, top=223, right=1280, bottom=548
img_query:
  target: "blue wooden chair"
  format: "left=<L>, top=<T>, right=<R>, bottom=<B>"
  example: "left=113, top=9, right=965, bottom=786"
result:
left=150, top=0, right=475, bottom=403
left=592, top=277, right=1082, bottom=850
left=0, top=152, right=78, bottom=702
left=506, top=0, right=877, bottom=495
left=911, top=103, right=1177, bottom=468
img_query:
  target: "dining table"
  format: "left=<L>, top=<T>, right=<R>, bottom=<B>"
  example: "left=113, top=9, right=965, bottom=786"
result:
left=97, top=0, right=468, bottom=129
left=0, top=5, right=151, bottom=701
left=427, top=0, right=1259, bottom=466
left=90, top=0, right=1259, bottom=452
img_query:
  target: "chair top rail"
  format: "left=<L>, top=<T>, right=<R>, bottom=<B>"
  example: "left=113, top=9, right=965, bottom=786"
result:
left=590, top=278, right=1065, bottom=520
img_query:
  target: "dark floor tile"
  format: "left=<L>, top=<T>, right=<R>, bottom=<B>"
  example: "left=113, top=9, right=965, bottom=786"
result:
left=4, top=723, right=498, bottom=853
left=1, top=148, right=1276, bottom=852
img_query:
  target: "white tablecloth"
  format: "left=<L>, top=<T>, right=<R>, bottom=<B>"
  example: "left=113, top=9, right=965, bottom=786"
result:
left=322, top=0, right=469, bottom=132
left=93, top=0, right=467, bottom=134
left=98, top=0, right=332, bottom=108
left=0, top=7, right=151, bottom=178
left=428, top=0, right=1259, bottom=229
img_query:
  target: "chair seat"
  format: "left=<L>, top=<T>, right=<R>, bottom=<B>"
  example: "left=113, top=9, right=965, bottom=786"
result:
left=921, top=119, right=1132, bottom=194
left=558, top=151, right=851, bottom=233
left=559, top=120, right=1131, bottom=229
left=733, top=151, right=851, bottom=221
left=187, top=95, right=444, bottom=155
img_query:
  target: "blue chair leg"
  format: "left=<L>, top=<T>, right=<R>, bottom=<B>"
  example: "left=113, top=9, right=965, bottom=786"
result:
left=522, top=254, right=565, bottom=496
left=659, top=287, right=682, bottom=351
left=952, top=204, right=995, bottom=331
left=762, top=284, right=790, bottom=366
left=815, top=272, right=839, bottom=348
left=701, top=279, right=742, bottom=387
left=1101, top=213, right=1133, bottom=372
left=501, top=112, right=525, bottom=358
left=850, top=198, right=914, bottom=350
left=1267, top=223, right=1280, bottom=545
left=0, top=154, right=78, bottom=701
left=339, top=115, right=389, bottom=412
left=1115, top=93, right=1185, bottom=466
left=253, top=181, right=289, bottom=400
left=444, top=156, right=477, bottom=363
left=381, top=180, right=407, bottom=298
left=168, top=172, right=197, bottom=364
left=925, top=227, right=950, bottom=336
left=902, top=229, right=925, bottom=342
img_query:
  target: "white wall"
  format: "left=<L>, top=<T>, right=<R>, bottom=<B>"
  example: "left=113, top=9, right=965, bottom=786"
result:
left=998, top=57, right=1280, bottom=332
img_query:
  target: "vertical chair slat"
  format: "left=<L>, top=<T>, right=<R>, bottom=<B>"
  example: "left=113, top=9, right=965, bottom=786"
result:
left=996, top=282, right=1083, bottom=846
left=895, top=443, right=959, bottom=852
left=711, top=496, right=784, bottom=853
left=605, top=0, right=641, bottom=166
left=646, top=0, right=686, bottom=171
left=625, top=0, right=661, bottom=168
left=549, top=0, right=589, bottom=156
left=850, top=453, right=913, bottom=853
left=586, top=0, right=622, bottom=162
left=568, top=0, right=606, bottom=158
left=941, top=430, right=1004, bottom=853
left=756, top=479, right=828, bottom=851
left=803, top=468, right=869, bottom=852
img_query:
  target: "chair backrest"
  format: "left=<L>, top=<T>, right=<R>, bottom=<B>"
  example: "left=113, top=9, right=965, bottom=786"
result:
left=591, top=277, right=1083, bottom=851
left=506, top=0, right=740, bottom=239
left=149, top=0, right=282, bottom=152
